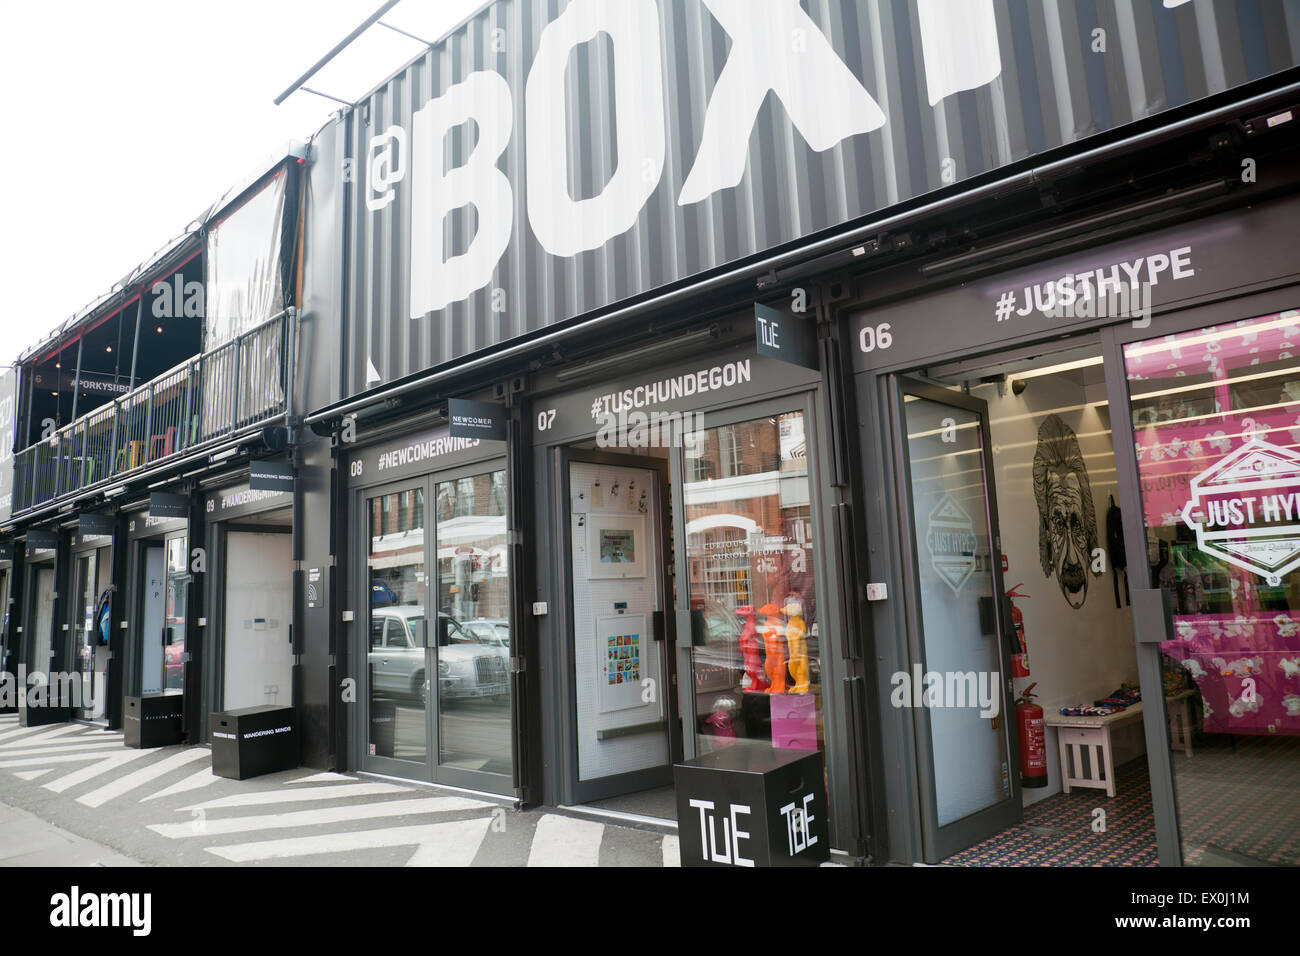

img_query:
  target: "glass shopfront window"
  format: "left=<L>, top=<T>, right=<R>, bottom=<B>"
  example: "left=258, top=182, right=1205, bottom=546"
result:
left=367, top=487, right=428, bottom=763
left=435, top=469, right=511, bottom=776
left=683, top=411, right=821, bottom=757
left=1125, top=307, right=1300, bottom=866
left=163, top=534, right=188, bottom=694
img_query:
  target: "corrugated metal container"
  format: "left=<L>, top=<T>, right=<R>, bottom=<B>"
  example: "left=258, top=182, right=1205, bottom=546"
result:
left=339, top=0, right=1300, bottom=397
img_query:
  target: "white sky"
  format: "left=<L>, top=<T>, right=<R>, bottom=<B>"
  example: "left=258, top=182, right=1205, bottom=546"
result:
left=0, top=0, right=486, bottom=367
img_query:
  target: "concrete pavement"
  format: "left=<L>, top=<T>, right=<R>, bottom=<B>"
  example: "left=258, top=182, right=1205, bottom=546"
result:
left=0, top=714, right=678, bottom=867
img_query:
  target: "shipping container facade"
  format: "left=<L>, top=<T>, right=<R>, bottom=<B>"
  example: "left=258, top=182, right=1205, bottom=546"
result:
left=340, top=0, right=1300, bottom=397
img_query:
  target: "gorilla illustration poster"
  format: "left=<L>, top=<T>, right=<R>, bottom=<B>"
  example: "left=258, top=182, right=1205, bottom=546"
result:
left=1033, top=414, right=1100, bottom=609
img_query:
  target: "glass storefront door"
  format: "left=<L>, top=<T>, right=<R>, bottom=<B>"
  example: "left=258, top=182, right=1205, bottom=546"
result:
left=895, top=380, right=1019, bottom=862
left=1120, top=305, right=1300, bottom=866
left=162, top=532, right=187, bottom=695
left=71, top=551, right=98, bottom=718
left=361, top=466, right=514, bottom=792
left=365, top=482, right=432, bottom=772
left=434, top=467, right=512, bottom=782
left=26, top=564, right=56, bottom=685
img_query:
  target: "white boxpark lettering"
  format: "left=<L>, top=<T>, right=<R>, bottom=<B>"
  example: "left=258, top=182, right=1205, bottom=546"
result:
left=372, top=0, right=1003, bottom=318
left=409, top=71, right=514, bottom=317
left=676, top=0, right=886, bottom=204
left=526, top=0, right=664, bottom=256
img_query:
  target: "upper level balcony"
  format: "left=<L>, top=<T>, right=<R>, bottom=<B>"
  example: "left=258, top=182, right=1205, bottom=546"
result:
left=11, top=309, right=293, bottom=517
left=2, top=151, right=305, bottom=523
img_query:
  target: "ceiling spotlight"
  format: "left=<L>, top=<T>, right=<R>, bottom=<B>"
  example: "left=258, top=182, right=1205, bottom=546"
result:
left=1011, top=379, right=1028, bottom=396
left=106, top=345, right=112, bottom=353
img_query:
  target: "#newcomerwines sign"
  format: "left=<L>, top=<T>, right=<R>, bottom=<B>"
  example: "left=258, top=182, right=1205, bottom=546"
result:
left=343, top=0, right=1298, bottom=396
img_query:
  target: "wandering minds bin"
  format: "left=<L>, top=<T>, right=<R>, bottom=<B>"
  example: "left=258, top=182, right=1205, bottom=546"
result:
left=210, top=706, right=298, bottom=780
left=674, top=748, right=829, bottom=867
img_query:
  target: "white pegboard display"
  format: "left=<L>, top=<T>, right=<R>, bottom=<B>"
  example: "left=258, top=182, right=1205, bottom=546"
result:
left=569, top=461, right=668, bottom=782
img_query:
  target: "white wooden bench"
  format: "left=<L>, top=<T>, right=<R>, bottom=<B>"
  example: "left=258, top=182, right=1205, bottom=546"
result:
left=1044, top=703, right=1145, bottom=798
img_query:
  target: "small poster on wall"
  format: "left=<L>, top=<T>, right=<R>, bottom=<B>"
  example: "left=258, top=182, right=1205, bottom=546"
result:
left=588, top=515, right=646, bottom=579
left=598, top=614, right=648, bottom=713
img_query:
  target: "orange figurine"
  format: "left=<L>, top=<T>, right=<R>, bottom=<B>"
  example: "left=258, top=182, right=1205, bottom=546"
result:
left=758, top=603, right=787, bottom=694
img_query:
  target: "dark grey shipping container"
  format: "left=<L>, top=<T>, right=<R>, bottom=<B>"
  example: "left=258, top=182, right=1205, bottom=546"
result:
left=333, top=0, right=1300, bottom=398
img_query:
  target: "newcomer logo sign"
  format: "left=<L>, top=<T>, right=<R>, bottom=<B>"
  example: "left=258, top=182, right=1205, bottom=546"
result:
left=1181, top=439, right=1300, bottom=586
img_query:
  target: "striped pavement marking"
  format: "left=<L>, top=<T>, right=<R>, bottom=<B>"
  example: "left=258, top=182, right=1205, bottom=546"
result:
left=527, top=814, right=604, bottom=867
left=0, top=741, right=125, bottom=759
left=661, top=834, right=680, bottom=867
left=13, top=769, right=53, bottom=781
left=140, top=766, right=220, bottom=802
left=181, top=781, right=411, bottom=811
left=0, top=733, right=123, bottom=752
left=148, top=795, right=492, bottom=839
left=77, top=747, right=212, bottom=808
left=0, top=749, right=136, bottom=769
left=285, top=772, right=354, bottom=785
left=43, top=749, right=152, bottom=793
left=205, top=817, right=494, bottom=866
left=0, top=723, right=91, bottom=745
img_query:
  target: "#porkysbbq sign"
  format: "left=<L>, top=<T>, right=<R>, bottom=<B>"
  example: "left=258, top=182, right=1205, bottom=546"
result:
left=1181, top=439, right=1300, bottom=586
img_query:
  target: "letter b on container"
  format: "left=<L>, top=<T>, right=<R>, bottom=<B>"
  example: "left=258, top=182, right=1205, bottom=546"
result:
left=409, top=72, right=514, bottom=316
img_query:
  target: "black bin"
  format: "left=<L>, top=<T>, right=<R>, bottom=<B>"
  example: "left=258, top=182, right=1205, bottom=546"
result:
left=674, top=747, right=829, bottom=867
left=123, top=694, right=184, bottom=748
left=210, top=706, right=298, bottom=780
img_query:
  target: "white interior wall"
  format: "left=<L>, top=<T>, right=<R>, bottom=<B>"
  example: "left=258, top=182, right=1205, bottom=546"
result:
left=140, top=546, right=165, bottom=697
left=222, top=531, right=294, bottom=710
left=979, top=368, right=1141, bottom=805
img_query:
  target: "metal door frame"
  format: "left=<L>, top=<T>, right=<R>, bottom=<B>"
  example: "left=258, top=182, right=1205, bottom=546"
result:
left=1101, top=280, right=1300, bottom=866
left=555, top=445, right=679, bottom=806
left=352, top=461, right=517, bottom=795
left=67, top=549, right=97, bottom=719
left=354, top=474, right=437, bottom=781
left=891, top=376, right=1022, bottom=863
left=426, top=457, right=513, bottom=794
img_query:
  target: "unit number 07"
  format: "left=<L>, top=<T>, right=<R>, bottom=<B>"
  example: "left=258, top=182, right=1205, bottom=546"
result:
left=537, top=409, right=557, bottom=431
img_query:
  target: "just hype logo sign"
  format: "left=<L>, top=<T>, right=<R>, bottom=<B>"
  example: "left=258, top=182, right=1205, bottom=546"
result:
left=1181, top=439, right=1300, bottom=586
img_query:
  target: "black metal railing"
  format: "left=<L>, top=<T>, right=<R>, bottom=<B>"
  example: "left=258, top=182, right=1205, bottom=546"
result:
left=11, top=310, right=293, bottom=516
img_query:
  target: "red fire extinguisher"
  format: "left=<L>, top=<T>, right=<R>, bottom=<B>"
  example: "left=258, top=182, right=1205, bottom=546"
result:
left=1006, top=584, right=1030, bottom=678
left=1016, top=682, right=1047, bottom=788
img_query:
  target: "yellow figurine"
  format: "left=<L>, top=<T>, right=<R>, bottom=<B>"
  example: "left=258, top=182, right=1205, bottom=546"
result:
left=784, top=599, right=809, bottom=694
